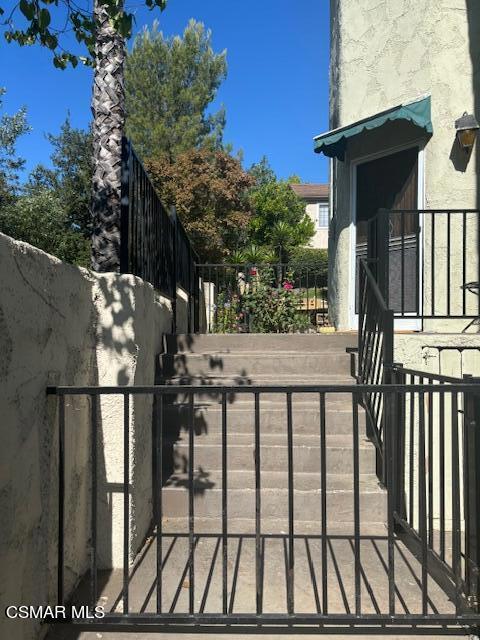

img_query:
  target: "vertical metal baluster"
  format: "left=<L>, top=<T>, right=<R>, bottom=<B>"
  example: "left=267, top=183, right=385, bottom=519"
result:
left=90, top=394, right=98, bottom=610
left=386, top=388, right=395, bottom=616
left=123, top=393, right=130, bottom=614
left=463, top=211, right=467, bottom=316
left=478, top=210, right=480, bottom=319
left=287, top=392, right=294, bottom=615
left=428, top=382, right=434, bottom=549
left=431, top=214, right=435, bottom=317
left=352, top=393, right=361, bottom=616
left=156, top=394, right=163, bottom=613
left=447, top=212, right=451, bottom=317
left=451, top=392, right=462, bottom=614
left=254, top=392, right=262, bottom=615
left=439, top=387, right=446, bottom=562
left=189, top=394, right=195, bottom=615
left=401, top=213, right=405, bottom=316
left=418, top=390, right=428, bottom=615
left=222, top=394, right=228, bottom=615
left=409, top=376, right=415, bottom=526
left=320, top=393, right=328, bottom=614
left=58, top=394, right=65, bottom=607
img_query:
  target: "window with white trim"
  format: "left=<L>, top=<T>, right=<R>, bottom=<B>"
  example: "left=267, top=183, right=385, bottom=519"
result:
left=317, top=203, right=329, bottom=228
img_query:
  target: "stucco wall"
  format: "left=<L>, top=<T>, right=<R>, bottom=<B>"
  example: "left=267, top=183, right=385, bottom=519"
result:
left=329, top=0, right=480, bottom=330
left=0, top=233, right=178, bottom=640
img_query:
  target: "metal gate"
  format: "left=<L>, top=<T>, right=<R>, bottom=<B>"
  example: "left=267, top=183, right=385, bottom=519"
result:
left=48, top=382, right=480, bottom=634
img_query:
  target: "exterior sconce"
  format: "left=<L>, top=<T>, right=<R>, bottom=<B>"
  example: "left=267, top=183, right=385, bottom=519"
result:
left=455, top=112, right=480, bottom=152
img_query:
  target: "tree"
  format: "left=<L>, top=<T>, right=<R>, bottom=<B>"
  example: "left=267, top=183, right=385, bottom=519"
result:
left=146, top=148, right=254, bottom=262
left=248, top=156, right=276, bottom=188
left=2, top=0, right=167, bottom=272
left=248, top=171, right=315, bottom=259
left=0, top=88, right=30, bottom=209
left=29, top=117, right=93, bottom=237
left=1, top=114, right=93, bottom=267
left=1, top=0, right=166, bottom=68
left=125, top=20, right=227, bottom=162
left=0, top=185, right=90, bottom=265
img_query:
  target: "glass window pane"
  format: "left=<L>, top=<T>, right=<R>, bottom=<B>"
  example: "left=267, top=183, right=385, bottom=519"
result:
left=318, top=204, right=329, bottom=228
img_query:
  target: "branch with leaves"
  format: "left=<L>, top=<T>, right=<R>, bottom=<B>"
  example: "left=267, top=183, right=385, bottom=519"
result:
left=0, top=0, right=167, bottom=68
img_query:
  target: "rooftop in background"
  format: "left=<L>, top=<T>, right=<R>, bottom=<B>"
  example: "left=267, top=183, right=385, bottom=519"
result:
left=290, top=183, right=329, bottom=200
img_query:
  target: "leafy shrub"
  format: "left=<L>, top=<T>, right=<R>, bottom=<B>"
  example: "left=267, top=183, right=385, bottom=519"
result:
left=289, top=247, right=328, bottom=287
left=213, top=292, right=241, bottom=334
left=243, top=267, right=310, bottom=334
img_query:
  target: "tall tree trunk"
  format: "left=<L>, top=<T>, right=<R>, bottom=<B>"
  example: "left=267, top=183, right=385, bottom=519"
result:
left=91, top=0, right=126, bottom=272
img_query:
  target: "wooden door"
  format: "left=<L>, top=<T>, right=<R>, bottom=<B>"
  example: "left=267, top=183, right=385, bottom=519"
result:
left=355, top=147, right=419, bottom=313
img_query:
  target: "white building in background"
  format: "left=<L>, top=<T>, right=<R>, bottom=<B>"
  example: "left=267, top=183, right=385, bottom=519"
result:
left=289, top=183, right=329, bottom=250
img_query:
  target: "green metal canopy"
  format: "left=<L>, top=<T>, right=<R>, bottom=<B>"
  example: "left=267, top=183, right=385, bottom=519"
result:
left=313, top=96, right=433, bottom=160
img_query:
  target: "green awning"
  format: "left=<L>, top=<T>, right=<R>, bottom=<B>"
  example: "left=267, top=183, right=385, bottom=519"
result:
left=313, top=96, right=433, bottom=160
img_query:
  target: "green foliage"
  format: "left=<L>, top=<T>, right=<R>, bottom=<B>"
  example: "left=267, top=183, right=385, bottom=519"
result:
left=248, top=173, right=315, bottom=258
left=213, top=292, right=240, bottom=334
left=242, top=267, right=310, bottom=334
left=146, top=148, right=253, bottom=262
left=0, top=110, right=92, bottom=267
left=32, top=117, right=93, bottom=237
left=126, top=20, right=227, bottom=161
left=248, top=156, right=276, bottom=188
left=0, top=88, right=30, bottom=202
left=0, top=186, right=90, bottom=265
left=1, top=0, right=167, bottom=68
left=226, top=244, right=276, bottom=265
left=289, top=247, right=328, bottom=286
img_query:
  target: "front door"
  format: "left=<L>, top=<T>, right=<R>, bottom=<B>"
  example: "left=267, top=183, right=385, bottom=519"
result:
left=352, top=147, right=421, bottom=329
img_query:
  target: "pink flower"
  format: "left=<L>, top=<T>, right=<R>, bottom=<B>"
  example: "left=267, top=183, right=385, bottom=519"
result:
left=283, top=282, right=293, bottom=290
left=250, top=268, right=257, bottom=276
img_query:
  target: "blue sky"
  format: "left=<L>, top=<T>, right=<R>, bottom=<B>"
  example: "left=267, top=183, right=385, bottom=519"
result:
left=1, top=0, right=330, bottom=183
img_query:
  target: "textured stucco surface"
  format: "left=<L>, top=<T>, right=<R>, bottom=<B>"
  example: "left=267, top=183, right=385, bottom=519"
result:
left=328, top=0, right=480, bottom=330
left=395, top=333, right=480, bottom=376
left=0, top=233, right=178, bottom=640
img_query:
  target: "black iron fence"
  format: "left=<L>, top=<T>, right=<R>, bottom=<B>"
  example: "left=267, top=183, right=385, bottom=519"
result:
left=48, top=382, right=480, bottom=631
left=196, top=263, right=328, bottom=334
left=120, top=138, right=200, bottom=331
left=368, top=209, right=480, bottom=320
left=389, top=366, right=480, bottom=617
left=358, top=258, right=394, bottom=480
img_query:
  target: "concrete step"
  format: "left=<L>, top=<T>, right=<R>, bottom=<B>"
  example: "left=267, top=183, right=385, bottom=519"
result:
left=160, top=382, right=357, bottom=405
left=173, top=431, right=363, bottom=448
left=173, top=436, right=376, bottom=474
left=160, top=516, right=388, bottom=535
left=161, top=482, right=386, bottom=523
left=160, top=352, right=352, bottom=378
left=164, top=404, right=365, bottom=435
left=166, top=469, right=380, bottom=491
left=166, top=333, right=356, bottom=354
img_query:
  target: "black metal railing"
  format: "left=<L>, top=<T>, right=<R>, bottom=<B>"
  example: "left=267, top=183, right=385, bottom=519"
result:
left=48, top=382, right=480, bottom=630
left=196, top=263, right=328, bottom=334
left=358, top=258, right=394, bottom=480
left=367, top=209, right=480, bottom=320
left=389, top=365, right=480, bottom=616
left=120, top=138, right=200, bottom=331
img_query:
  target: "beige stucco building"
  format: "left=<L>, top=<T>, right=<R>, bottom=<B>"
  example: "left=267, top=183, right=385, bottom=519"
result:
left=290, top=183, right=329, bottom=249
left=315, top=0, right=480, bottom=359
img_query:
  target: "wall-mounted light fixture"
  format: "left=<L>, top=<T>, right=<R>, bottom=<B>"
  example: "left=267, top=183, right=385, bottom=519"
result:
left=455, top=112, right=480, bottom=153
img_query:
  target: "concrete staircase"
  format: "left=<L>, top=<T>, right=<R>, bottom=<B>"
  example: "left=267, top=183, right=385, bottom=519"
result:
left=158, top=334, right=386, bottom=534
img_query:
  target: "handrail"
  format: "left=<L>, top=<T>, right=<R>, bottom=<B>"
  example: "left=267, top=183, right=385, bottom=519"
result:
left=389, top=364, right=468, bottom=384
left=359, top=258, right=390, bottom=312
